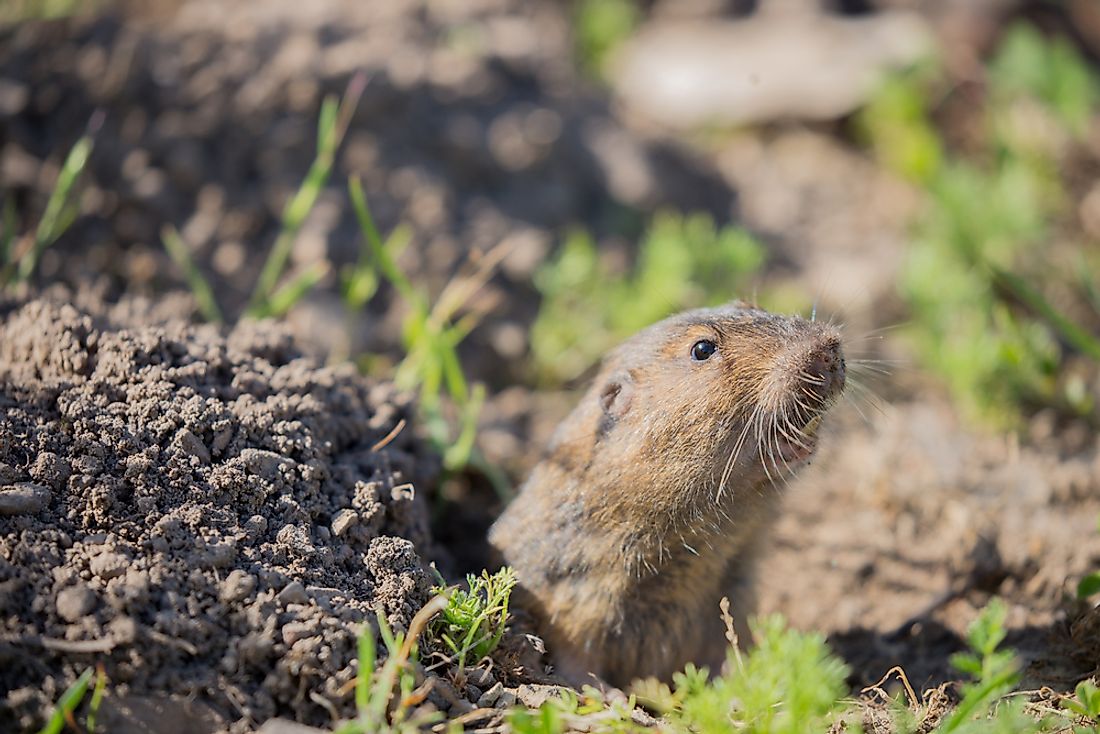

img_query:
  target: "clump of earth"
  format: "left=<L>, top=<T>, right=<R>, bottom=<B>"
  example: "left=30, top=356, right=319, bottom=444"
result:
left=0, top=294, right=444, bottom=732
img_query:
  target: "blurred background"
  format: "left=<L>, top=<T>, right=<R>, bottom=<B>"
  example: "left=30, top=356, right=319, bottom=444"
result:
left=1, top=0, right=1099, bottom=692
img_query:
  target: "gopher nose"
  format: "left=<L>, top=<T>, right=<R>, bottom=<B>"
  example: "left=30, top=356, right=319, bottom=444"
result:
left=805, top=338, right=845, bottom=405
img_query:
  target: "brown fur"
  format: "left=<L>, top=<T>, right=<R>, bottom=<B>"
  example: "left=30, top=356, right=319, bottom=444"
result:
left=489, top=301, right=845, bottom=688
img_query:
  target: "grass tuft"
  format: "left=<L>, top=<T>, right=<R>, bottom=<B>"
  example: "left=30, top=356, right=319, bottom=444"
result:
left=2, top=112, right=101, bottom=288
left=245, top=72, right=366, bottom=319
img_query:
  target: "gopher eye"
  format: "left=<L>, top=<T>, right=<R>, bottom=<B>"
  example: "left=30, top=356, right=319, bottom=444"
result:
left=690, top=339, right=717, bottom=361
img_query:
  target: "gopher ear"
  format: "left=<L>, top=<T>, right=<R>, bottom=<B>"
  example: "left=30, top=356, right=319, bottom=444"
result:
left=599, top=372, right=634, bottom=420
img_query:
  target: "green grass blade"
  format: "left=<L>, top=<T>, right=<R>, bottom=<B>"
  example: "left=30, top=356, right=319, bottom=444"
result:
left=85, top=665, right=107, bottom=733
left=248, top=74, right=365, bottom=314
left=347, top=176, right=418, bottom=304
left=18, top=129, right=95, bottom=283
left=37, top=667, right=94, bottom=734
left=443, top=382, right=484, bottom=471
left=356, top=625, right=376, bottom=714
left=260, top=261, right=329, bottom=319
left=249, top=158, right=330, bottom=314
left=161, top=225, right=224, bottom=323
left=990, top=264, right=1100, bottom=361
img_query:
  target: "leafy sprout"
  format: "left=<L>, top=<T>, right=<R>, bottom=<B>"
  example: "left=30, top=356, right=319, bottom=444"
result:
left=431, top=567, right=517, bottom=673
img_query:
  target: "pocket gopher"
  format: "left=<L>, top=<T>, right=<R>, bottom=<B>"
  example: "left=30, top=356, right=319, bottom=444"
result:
left=489, top=301, right=846, bottom=687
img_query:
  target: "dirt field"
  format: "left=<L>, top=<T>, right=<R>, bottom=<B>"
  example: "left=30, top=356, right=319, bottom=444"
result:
left=1, top=0, right=1099, bottom=732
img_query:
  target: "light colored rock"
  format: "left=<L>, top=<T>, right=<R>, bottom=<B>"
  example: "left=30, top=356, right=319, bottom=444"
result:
left=609, top=7, right=932, bottom=128
left=0, top=482, right=50, bottom=515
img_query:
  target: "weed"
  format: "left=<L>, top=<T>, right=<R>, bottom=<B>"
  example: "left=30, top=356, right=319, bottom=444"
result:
left=939, top=599, right=1023, bottom=732
left=246, top=74, right=364, bottom=318
left=348, top=176, right=503, bottom=475
left=859, top=24, right=1100, bottom=427
left=508, top=686, right=645, bottom=734
left=1, top=113, right=100, bottom=288
left=430, top=567, right=516, bottom=673
left=989, top=23, right=1099, bottom=139
left=630, top=614, right=849, bottom=734
left=37, top=666, right=94, bottom=734
left=531, top=211, right=764, bottom=384
left=1061, top=680, right=1100, bottom=726
left=162, top=75, right=362, bottom=322
left=335, top=596, right=448, bottom=734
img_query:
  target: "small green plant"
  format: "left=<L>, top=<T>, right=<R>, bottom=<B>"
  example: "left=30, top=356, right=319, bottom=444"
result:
left=989, top=23, right=1099, bottom=138
left=859, top=24, right=1100, bottom=427
left=431, top=567, right=517, bottom=672
left=508, top=686, right=645, bottom=734
left=631, top=612, right=850, bottom=734
left=574, top=0, right=640, bottom=77
left=348, top=177, right=502, bottom=476
left=335, top=598, right=448, bottom=734
left=531, top=211, right=765, bottom=384
left=37, top=667, right=94, bottom=734
left=2, top=114, right=99, bottom=287
left=163, top=74, right=364, bottom=321
left=937, top=599, right=1025, bottom=732
left=1061, top=680, right=1100, bottom=726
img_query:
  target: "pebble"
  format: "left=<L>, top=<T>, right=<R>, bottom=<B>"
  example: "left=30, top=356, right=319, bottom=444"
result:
left=90, top=551, right=128, bottom=580
left=56, top=584, right=96, bottom=622
left=0, top=461, right=23, bottom=484
left=276, top=580, right=308, bottom=605
left=477, top=681, right=503, bottom=708
left=173, top=429, right=211, bottom=464
left=281, top=622, right=315, bottom=646
left=256, top=720, right=327, bottom=734
left=331, top=508, right=358, bottom=537
left=220, top=570, right=257, bottom=603
left=516, top=683, right=567, bottom=709
left=239, top=448, right=289, bottom=477
left=467, top=667, right=495, bottom=688
left=0, top=483, right=51, bottom=515
left=494, top=689, right=517, bottom=709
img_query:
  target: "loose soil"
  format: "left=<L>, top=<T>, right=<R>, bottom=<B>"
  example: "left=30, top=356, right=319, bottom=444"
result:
left=0, top=294, right=441, bottom=732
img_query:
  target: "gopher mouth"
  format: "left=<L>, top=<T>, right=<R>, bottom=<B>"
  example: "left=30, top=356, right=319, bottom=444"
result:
left=772, top=414, right=822, bottom=466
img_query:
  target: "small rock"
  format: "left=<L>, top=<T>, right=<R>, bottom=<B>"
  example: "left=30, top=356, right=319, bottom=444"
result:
left=494, top=689, right=517, bottom=709
left=276, top=581, right=308, bottom=605
left=56, top=585, right=97, bottom=622
left=256, top=718, right=327, bottom=734
left=0, top=461, right=23, bottom=483
left=0, top=482, right=51, bottom=515
left=90, top=552, right=128, bottom=580
left=239, top=448, right=289, bottom=478
left=516, top=684, right=565, bottom=709
left=467, top=667, right=495, bottom=688
left=281, top=622, right=315, bottom=646
left=220, top=570, right=256, bottom=603
left=331, top=509, right=358, bottom=537
left=173, top=429, right=211, bottom=464
left=450, top=699, right=476, bottom=715
left=108, top=616, right=138, bottom=644
left=465, top=684, right=482, bottom=702
left=477, top=681, right=503, bottom=708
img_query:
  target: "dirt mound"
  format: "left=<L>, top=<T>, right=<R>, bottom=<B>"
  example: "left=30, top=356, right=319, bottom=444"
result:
left=0, top=295, right=440, bottom=731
